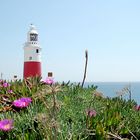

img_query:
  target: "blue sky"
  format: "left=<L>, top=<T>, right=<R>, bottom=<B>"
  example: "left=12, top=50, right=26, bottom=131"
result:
left=0, top=0, right=140, bottom=82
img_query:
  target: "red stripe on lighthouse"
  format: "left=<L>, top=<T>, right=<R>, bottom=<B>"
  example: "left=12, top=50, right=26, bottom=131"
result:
left=23, top=62, right=41, bottom=78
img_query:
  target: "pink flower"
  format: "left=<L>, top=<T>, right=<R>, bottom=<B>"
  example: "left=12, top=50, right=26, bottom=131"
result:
left=86, top=109, right=97, bottom=117
left=0, top=119, right=14, bottom=131
left=44, top=77, right=54, bottom=85
left=134, top=105, right=140, bottom=111
left=8, top=90, right=13, bottom=93
left=13, top=97, right=32, bottom=108
left=3, top=82, right=10, bottom=88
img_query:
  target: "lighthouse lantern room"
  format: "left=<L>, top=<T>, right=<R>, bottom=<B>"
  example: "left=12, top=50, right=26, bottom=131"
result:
left=23, top=24, right=42, bottom=78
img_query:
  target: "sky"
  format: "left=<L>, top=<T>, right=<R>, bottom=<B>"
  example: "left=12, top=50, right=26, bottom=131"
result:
left=0, top=0, right=140, bottom=82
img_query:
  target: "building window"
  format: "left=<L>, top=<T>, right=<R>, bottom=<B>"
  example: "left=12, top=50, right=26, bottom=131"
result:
left=29, top=56, right=32, bottom=60
left=36, top=49, right=39, bottom=53
left=30, top=33, right=38, bottom=41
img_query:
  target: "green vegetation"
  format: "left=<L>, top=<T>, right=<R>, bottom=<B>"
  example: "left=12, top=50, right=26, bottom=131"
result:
left=0, top=77, right=140, bottom=140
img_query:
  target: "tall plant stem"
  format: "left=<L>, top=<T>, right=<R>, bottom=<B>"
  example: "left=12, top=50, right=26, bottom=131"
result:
left=81, top=50, right=88, bottom=88
left=129, top=84, right=132, bottom=101
left=52, top=93, right=57, bottom=140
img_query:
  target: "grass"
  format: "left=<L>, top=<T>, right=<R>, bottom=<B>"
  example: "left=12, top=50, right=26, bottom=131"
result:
left=0, top=77, right=140, bottom=140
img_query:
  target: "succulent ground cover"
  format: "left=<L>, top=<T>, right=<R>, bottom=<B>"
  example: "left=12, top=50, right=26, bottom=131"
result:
left=0, top=77, right=140, bottom=140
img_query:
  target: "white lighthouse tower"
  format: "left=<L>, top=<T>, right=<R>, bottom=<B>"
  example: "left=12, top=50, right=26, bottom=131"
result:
left=23, top=24, right=42, bottom=78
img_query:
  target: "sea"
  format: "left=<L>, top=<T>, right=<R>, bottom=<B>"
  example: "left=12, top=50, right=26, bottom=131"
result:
left=85, top=82, right=140, bottom=104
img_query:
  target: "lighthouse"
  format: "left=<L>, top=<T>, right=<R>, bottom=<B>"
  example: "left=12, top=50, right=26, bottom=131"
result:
left=23, top=24, right=42, bottom=78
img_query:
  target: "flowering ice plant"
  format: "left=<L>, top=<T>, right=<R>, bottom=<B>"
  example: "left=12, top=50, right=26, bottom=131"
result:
left=3, top=82, right=10, bottom=88
left=8, top=90, right=13, bottom=93
left=86, top=109, right=97, bottom=117
left=13, top=97, right=32, bottom=108
left=134, top=105, right=140, bottom=111
left=0, top=119, right=14, bottom=131
left=43, top=77, right=54, bottom=85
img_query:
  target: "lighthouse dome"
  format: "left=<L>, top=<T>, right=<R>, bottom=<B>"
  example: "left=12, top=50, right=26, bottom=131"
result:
left=28, top=24, right=38, bottom=34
